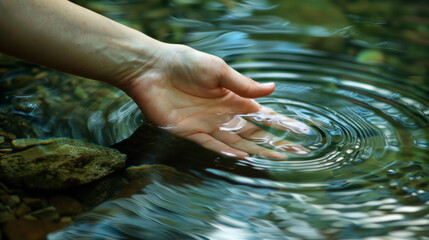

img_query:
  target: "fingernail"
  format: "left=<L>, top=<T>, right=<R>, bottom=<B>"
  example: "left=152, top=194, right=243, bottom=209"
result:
left=277, top=144, right=310, bottom=155
left=280, top=120, right=312, bottom=135
left=261, top=82, right=275, bottom=88
left=290, top=146, right=311, bottom=155
left=269, top=151, right=288, bottom=159
left=221, top=151, right=238, bottom=158
left=221, top=151, right=249, bottom=159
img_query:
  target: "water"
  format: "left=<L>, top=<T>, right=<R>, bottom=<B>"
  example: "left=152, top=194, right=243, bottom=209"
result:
left=1, top=0, right=428, bottom=239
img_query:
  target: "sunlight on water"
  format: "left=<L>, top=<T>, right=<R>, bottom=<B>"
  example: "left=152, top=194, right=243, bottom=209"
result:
left=1, top=0, right=428, bottom=239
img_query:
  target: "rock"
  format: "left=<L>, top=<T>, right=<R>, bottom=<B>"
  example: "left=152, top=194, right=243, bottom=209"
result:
left=0, top=139, right=11, bottom=150
left=21, top=215, right=38, bottom=221
left=11, top=138, right=54, bottom=149
left=0, top=210, right=15, bottom=224
left=26, top=206, right=59, bottom=222
left=2, top=219, right=60, bottom=240
left=0, top=111, right=39, bottom=139
left=0, top=195, right=20, bottom=208
left=0, top=204, right=7, bottom=211
left=34, top=71, right=48, bottom=80
left=73, top=86, right=88, bottom=99
left=0, top=142, right=13, bottom=153
left=22, top=197, right=47, bottom=210
left=49, top=195, right=82, bottom=216
left=0, top=188, right=24, bottom=198
left=0, top=138, right=126, bottom=190
left=12, top=97, right=43, bottom=114
left=59, top=216, right=72, bottom=226
left=0, top=132, right=15, bottom=141
left=13, top=203, right=31, bottom=217
left=357, top=49, right=385, bottom=64
left=1, top=74, right=34, bottom=91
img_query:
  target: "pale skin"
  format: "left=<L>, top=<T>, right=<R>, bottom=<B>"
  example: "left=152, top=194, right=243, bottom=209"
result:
left=0, top=0, right=310, bottom=159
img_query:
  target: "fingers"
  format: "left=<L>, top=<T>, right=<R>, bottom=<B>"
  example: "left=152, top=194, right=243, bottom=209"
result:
left=211, top=130, right=288, bottom=159
left=220, top=66, right=275, bottom=98
left=237, top=122, right=311, bottom=155
left=244, top=106, right=312, bottom=135
left=185, top=133, right=249, bottom=159
left=181, top=119, right=310, bottom=159
left=207, top=114, right=310, bottom=158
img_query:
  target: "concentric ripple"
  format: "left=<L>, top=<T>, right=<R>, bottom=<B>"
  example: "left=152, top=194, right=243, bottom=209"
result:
left=172, top=4, right=428, bottom=186
left=206, top=47, right=419, bottom=185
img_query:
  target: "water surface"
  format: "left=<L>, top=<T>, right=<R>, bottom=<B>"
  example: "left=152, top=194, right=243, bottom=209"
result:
left=1, top=0, right=428, bottom=239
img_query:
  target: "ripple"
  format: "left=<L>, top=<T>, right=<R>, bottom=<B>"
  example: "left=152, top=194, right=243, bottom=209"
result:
left=191, top=42, right=427, bottom=191
left=2, top=0, right=428, bottom=239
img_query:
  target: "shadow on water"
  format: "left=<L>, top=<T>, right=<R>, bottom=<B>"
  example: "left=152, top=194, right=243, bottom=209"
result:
left=1, top=0, right=428, bottom=239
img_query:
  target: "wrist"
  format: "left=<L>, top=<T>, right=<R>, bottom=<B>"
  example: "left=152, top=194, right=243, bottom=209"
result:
left=103, top=30, right=166, bottom=92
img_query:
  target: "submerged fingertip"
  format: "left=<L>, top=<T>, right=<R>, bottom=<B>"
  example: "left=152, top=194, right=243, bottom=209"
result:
left=221, top=150, right=248, bottom=159
left=292, top=145, right=311, bottom=155
left=300, top=147, right=312, bottom=155
left=260, top=82, right=275, bottom=88
left=240, top=152, right=250, bottom=159
left=268, top=151, right=288, bottom=159
left=220, top=151, right=238, bottom=158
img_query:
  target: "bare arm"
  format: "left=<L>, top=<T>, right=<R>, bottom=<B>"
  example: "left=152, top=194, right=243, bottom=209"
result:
left=0, top=0, right=159, bottom=89
left=0, top=0, right=310, bottom=159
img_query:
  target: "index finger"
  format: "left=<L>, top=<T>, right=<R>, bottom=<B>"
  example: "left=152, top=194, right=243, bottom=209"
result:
left=242, top=106, right=312, bottom=135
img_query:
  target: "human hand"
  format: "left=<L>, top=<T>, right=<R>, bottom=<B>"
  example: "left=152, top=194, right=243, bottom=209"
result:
left=125, top=43, right=310, bottom=159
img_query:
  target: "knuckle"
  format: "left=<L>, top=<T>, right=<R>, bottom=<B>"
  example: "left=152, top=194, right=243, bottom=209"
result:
left=214, top=58, right=229, bottom=79
left=228, top=137, right=243, bottom=146
left=241, top=127, right=262, bottom=138
left=200, top=136, right=216, bottom=147
left=222, top=146, right=237, bottom=154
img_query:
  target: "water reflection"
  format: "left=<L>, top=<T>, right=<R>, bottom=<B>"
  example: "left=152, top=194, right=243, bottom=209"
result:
left=1, top=0, right=428, bottom=239
left=48, top=167, right=429, bottom=239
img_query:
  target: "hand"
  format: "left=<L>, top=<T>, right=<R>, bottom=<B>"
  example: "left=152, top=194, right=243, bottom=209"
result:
left=126, top=44, right=310, bottom=159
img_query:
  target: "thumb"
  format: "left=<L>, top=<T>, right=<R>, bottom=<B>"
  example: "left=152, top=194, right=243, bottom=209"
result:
left=220, top=67, right=275, bottom=98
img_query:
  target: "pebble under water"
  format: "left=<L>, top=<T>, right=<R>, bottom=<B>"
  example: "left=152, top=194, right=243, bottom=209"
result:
left=1, top=0, right=428, bottom=239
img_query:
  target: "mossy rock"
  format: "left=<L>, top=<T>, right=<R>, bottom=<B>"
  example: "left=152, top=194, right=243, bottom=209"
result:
left=0, top=138, right=126, bottom=190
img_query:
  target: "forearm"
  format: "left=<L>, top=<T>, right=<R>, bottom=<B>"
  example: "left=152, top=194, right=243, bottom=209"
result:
left=0, top=0, right=162, bottom=89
